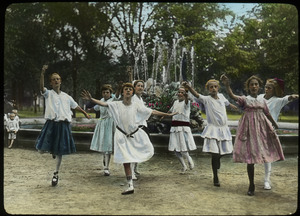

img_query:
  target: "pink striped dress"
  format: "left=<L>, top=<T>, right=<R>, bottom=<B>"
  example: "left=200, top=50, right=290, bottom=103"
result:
left=233, top=95, right=285, bottom=164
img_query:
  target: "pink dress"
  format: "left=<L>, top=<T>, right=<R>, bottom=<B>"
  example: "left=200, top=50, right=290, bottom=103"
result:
left=233, top=95, right=285, bottom=164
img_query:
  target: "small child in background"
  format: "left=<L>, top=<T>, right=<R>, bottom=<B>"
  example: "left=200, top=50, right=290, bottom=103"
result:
left=167, top=86, right=197, bottom=174
left=183, top=80, right=237, bottom=186
left=6, top=113, right=19, bottom=149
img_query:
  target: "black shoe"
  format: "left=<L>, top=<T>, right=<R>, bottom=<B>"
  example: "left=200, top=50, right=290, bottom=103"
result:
left=52, top=154, right=56, bottom=159
left=213, top=177, right=220, bottom=187
left=52, top=172, right=59, bottom=186
left=121, top=189, right=134, bottom=195
left=247, top=184, right=255, bottom=196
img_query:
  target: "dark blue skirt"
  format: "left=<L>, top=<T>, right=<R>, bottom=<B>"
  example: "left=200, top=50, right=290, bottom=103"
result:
left=35, top=120, right=76, bottom=156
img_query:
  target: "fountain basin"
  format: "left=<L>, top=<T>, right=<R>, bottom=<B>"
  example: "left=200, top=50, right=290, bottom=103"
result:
left=4, top=128, right=298, bottom=154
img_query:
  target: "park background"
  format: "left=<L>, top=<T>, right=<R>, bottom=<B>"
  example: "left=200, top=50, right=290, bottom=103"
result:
left=3, top=2, right=299, bottom=119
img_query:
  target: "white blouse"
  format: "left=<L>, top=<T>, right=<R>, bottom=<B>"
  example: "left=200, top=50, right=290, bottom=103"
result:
left=42, top=88, right=78, bottom=122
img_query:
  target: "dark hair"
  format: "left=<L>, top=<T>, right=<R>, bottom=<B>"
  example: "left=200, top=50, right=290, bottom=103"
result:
left=121, top=83, right=135, bottom=94
left=244, top=75, right=263, bottom=94
left=101, top=84, right=113, bottom=93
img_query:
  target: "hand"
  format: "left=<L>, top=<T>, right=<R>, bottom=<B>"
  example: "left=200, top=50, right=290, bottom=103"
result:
left=182, top=81, right=190, bottom=89
left=291, top=94, right=299, bottom=100
left=85, top=113, right=91, bottom=119
left=169, top=112, right=178, bottom=116
left=42, top=65, right=48, bottom=74
left=81, top=89, right=92, bottom=101
left=220, top=74, right=229, bottom=86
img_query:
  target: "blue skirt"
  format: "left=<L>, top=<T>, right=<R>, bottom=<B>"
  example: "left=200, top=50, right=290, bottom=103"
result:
left=35, top=120, right=76, bottom=156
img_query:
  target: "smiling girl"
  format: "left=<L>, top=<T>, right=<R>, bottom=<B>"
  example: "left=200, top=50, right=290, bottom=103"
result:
left=221, top=75, right=284, bottom=196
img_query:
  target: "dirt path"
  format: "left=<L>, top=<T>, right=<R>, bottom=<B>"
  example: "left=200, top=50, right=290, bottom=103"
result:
left=3, top=147, right=298, bottom=215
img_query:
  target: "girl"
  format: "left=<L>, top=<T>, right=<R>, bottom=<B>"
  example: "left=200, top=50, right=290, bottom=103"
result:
left=258, top=78, right=298, bottom=190
left=81, top=83, right=177, bottom=195
left=36, top=65, right=90, bottom=187
left=131, top=80, right=148, bottom=179
left=221, top=74, right=284, bottom=196
left=167, top=86, right=197, bottom=174
left=183, top=80, right=237, bottom=186
left=90, top=84, right=116, bottom=176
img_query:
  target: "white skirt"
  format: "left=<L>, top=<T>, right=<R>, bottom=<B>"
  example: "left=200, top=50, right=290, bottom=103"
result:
left=113, top=128, right=154, bottom=164
left=168, top=126, right=197, bottom=152
left=202, top=138, right=233, bottom=155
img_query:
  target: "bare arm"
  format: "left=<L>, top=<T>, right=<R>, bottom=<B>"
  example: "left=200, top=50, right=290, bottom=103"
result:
left=182, top=81, right=199, bottom=98
left=75, top=106, right=91, bottom=119
left=220, top=74, right=239, bottom=101
left=265, top=113, right=279, bottom=129
left=40, top=65, right=48, bottom=93
left=81, top=89, right=108, bottom=107
left=152, top=110, right=178, bottom=117
left=228, top=103, right=239, bottom=111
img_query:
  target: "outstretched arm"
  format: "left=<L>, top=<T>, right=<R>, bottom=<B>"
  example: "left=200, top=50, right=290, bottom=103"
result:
left=288, top=94, right=299, bottom=102
left=81, top=89, right=108, bottom=107
left=75, top=106, right=91, bottom=119
left=40, top=65, right=48, bottom=93
left=182, top=81, right=199, bottom=98
left=220, top=74, right=239, bottom=101
left=152, top=110, right=178, bottom=117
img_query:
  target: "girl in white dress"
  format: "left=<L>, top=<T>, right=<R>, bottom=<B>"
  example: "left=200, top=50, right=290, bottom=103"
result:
left=90, top=84, right=116, bottom=176
left=258, top=78, right=298, bottom=190
left=183, top=80, right=237, bottom=186
left=81, top=83, right=177, bottom=195
left=168, top=87, right=197, bottom=174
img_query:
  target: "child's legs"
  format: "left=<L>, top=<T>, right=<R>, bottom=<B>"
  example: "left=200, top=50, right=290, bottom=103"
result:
left=123, top=163, right=133, bottom=188
left=264, top=162, right=272, bottom=181
left=175, top=151, right=187, bottom=169
left=55, top=155, right=63, bottom=173
left=103, top=152, right=111, bottom=169
left=247, top=164, right=255, bottom=186
left=211, top=153, right=221, bottom=183
left=181, top=151, right=194, bottom=169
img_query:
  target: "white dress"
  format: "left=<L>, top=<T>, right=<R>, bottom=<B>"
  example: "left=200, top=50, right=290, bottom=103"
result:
left=131, top=94, right=147, bottom=126
left=257, top=94, right=290, bottom=122
left=196, top=93, right=233, bottom=155
left=168, top=100, right=197, bottom=152
left=107, top=101, right=154, bottom=164
left=90, top=97, right=115, bottom=153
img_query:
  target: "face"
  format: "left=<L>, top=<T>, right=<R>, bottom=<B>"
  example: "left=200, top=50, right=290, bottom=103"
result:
left=264, top=83, right=275, bottom=98
left=248, top=79, right=260, bottom=96
left=134, top=82, right=144, bottom=96
left=177, top=88, right=186, bottom=101
left=10, top=114, right=15, bottom=120
left=102, top=90, right=111, bottom=100
left=123, top=86, right=134, bottom=98
left=207, top=82, right=219, bottom=96
left=50, top=74, right=61, bottom=88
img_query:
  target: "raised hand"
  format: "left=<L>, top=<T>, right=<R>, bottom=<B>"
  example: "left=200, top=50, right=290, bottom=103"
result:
left=81, top=89, right=92, bottom=101
left=220, top=74, right=229, bottom=86
left=42, top=65, right=48, bottom=73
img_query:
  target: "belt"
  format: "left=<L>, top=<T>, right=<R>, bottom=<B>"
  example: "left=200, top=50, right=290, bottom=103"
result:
left=171, top=120, right=190, bottom=127
left=116, top=126, right=141, bottom=138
